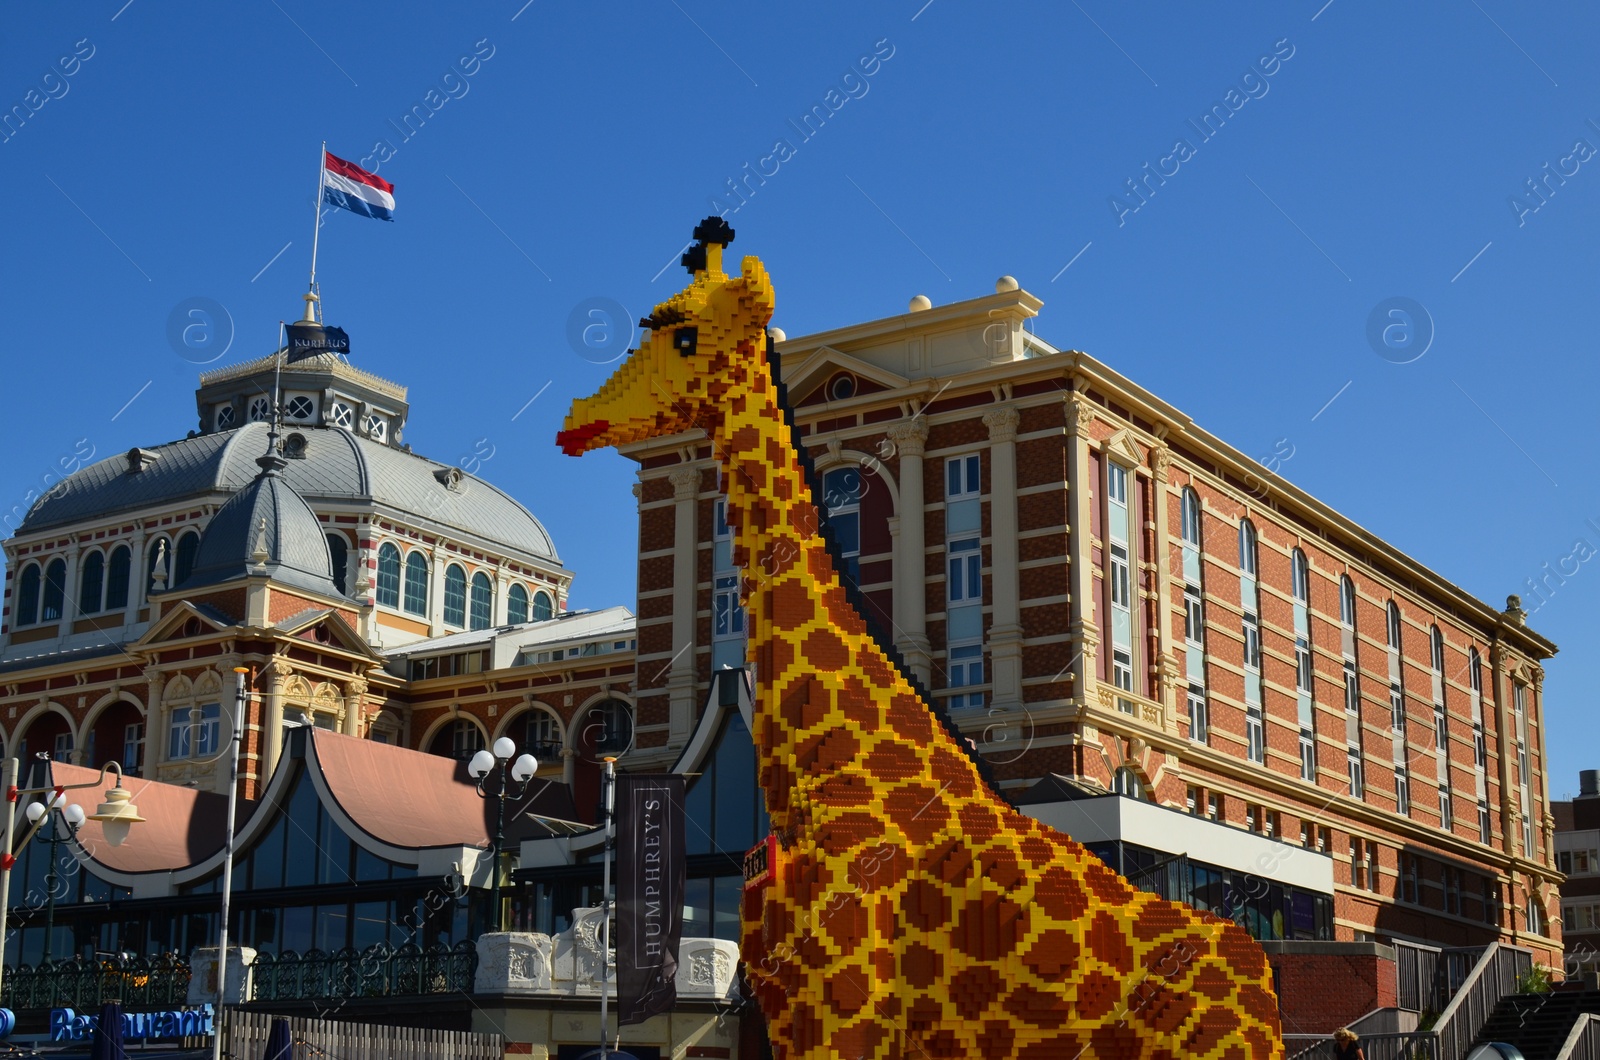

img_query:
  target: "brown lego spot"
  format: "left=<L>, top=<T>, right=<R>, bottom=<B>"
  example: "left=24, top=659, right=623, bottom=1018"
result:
left=958, top=893, right=1026, bottom=962
left=815, top=773, right=878, bottom=809
left=1188, top=963, right=1234, bottom=1000
left=802, top=626, right=849, bottom=671
left=917, top=1028, right=965, bottom=1060
left=814, top=810, right=883, bottom=855
left=1021, top=928, right=1080, bottom=978
left=900, top=941, right=942, bottom=989
left=1136, top=982, right=1198, bottom=1036
left=1032, top=865, right=1089, bottom=922
left=810, top=728, right=861, bottom=771
left=927, top=745, right=977, bottom=798
left=823, top=963, right=870, bottom=1016
left=1185, top=1007, right=1242, bottom=1057
left=949, top=965, right=1003, bottom=1021
left=1020, top=1034, right=1086, bottom=1060
left=882, top=689, right=936, bottom=744
left=923, top=837, right=975, bottom=886
left=1087, top=1021, right=1143, bottom=1060
left=1000, top=983, right=1072, bottom=1027
left=1083, top=858, right=1132, bottom=904
left=1018, top=833, right=1058, bottom=869
left=1131, top=898, right=1190, bottom=942
left=903, top=877, right=951, bottom=932
left=1216, top=925, right=1267, bottom=979
left=977, top=847, right=1025, bottom=891
left=1072, top=968, right=1122, bottom=1021
left=830, top=1020, right=889, bottom=1060
left=958, top=801, right=1002, bottom=841
left=1086, top=911, right=1134, bottom=974
left=905, top=994, right=945, bottom=1030
left=864, top=740, right=924, bottom=783
left=881, top=783, right=949, bottom=845
left=980, top=1020, right=1018, bottom=1058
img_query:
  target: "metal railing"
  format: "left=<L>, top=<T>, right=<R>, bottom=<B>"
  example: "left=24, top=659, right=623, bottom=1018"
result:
left=1558, top=1012, right=1600, bottom=1060
left=1431, top=941, right=1533, bottom=1060
left=1286, top=1033, right=1439, bottom=1060
left=224, top=1005, right=503, bottom=1060
left=0, top=954, right=192, bottom=1011
left=1395, top=939, right=1488, bottom=1015
left=250, top=941, right=477, bottom=1002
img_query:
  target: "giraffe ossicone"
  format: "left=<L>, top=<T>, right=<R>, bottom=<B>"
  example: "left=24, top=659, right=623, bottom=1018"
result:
left=559, top=219, right=1284, bottom=1060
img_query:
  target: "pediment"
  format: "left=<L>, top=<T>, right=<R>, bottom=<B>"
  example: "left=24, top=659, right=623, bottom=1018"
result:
left=1101, top=428, right=1148, bottom=467
left=133, top=600, right=235, bottom=648
left=279, top=608, right=385, bottom=661
left=783, top=346, right=910, bottom=407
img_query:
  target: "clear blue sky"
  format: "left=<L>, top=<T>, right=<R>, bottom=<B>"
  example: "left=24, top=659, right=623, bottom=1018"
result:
left=4, top=3, right=1597, bottom=793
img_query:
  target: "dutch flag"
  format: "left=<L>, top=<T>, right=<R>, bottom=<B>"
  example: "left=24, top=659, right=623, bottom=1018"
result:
left=322, top=151, right=395, bottom=222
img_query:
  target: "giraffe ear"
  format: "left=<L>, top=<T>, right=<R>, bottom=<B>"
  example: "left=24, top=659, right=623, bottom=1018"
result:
left=738, top=255, right=776, bottom=319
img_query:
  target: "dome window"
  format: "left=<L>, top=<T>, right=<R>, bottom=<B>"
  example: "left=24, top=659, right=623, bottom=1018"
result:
left=283, top=433, right=309, bottom=460
left=366, top=413, right=388, bottom=442
left=248, top=397, right=271, bottom=422
left=433, top=466, right=465, bottom=492
left=827, top=373, right=857, bottom=401
left=329, top=401, right=355, bottom=429
left=215, top=405, right=236, bottom=430
left=285, top=395, right=315, bottom=421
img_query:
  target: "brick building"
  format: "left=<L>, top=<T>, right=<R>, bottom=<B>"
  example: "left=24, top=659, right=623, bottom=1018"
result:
left=618, top=276, right=1562, bottom=975
left=1555, top=770, right=1600, bottom=976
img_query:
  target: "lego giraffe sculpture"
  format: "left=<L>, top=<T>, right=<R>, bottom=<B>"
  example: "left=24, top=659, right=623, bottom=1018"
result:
left=558, top=219, right=1284, bottom=1060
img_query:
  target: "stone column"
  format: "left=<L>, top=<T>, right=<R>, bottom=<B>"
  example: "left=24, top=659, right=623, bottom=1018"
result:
left=493, top=567, right=511, bottom=626
left=342, top=677, right=367, bottom=737
left=1066, top=394, right=1101, bottom=702
left=887, top=421, right=931, bottom=686
left=1489, top=641, right=1517, bottom=858
left=984, top=407, right=1023, bottom=711
left=126, top=520, right=148, bottom=630
left=667, top=466, right=702, bottom=744
left=1150, top=446, right=1179, bottom=724
left=58, top=538, right=80, bottom=638
left=429, top=550, right=447, bottom=636
left=143, top=665, right=166, bottom=768
left=260, top=658, right=290, bottom=784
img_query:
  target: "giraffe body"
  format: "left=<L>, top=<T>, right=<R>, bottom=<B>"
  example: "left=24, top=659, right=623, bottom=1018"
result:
left=559, top=220, right=1284, bottom=1060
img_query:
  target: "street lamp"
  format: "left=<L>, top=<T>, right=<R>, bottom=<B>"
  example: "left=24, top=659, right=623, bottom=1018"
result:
left=0, top=757, right=145, bottom=995
left=24, top=775, right=89, bottom=965
left=467, top=737, right=538, bottom=933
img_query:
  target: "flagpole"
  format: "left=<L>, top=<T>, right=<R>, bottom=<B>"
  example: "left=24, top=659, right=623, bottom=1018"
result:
left=307, top=139, right=326, bottom=323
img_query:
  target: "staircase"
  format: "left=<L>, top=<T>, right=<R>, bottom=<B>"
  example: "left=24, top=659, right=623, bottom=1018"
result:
left=1472, top=991, right=1600, bottom=1060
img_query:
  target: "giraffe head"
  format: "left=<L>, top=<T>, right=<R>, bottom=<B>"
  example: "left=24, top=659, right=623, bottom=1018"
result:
left=557, top=217, right=776, bottom=457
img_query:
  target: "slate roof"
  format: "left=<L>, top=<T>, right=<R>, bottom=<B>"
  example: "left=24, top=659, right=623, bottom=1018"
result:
left=19, top=422, right=560, bottom=562
left=177, top=461, right=344, bottom=598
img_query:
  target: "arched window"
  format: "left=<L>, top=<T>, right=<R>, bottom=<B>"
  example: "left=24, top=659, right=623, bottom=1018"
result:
left=469, top=572, right=492, bottom=630
left=105, top=546, right=130, bottom=611
left=523, top=709, right=561, bottom=758
left=1340, top=575, right=1356, bottom=628
left=41, top=558, right=66, bottom=622
left=507, top=584, right=529, bottom=624
left=532, top=590, right=553, bottom=622
left=145, top=536, right=170, bottom=596
left=1430, top=625, right=1445, bottom=674
left=15, top=563, right=41, bottom=626
left=1180, top=488, right=1202, bottom=547
left=581, top=699, right=634, bottom=756
left=1238, top=520, right=1258, bottom=578
left=822, top=466, right=862, bottom=585
left=403, top=552, right=428, bottom=615
left=443, top=564, right=467, bottom=627
left=78, top=551, right=105, bottom=615
left=173, top=531, right=200, bottom=587
left=1387, top=602, right=1403, bottom=650
left=376, top=544, right=401, bottom=608
left=451, top=719, right=484, bottom=759
left=1291, top=549, right=1310, bottom=603
left=325, top=533, right=349, bottom=595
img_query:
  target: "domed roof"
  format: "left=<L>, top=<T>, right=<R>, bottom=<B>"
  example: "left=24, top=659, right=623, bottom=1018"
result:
left=177, top=457, right=343, bottom=598
left=18, top=422, right=560, bottom=563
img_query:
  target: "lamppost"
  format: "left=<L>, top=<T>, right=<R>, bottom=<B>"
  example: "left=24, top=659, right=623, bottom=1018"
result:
left=23, top=764, right=89, bottom=965
left=467, top=737, right=538, bottom=933
left=0, top=758, right=146, bottom=995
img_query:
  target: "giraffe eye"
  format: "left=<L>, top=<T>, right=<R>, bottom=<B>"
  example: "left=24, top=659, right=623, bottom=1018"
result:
left=674, top=326, right=698, bottom=357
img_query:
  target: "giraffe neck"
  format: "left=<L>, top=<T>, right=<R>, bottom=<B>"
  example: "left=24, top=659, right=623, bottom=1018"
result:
left=708, top=346, right=977, bottom=830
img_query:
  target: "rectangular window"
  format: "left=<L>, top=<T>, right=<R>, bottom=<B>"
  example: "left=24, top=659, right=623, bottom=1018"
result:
left=1318, top=826, right=1331, bottom=853
left=712, top=498, right=747, bottom=670
left=1396, top=768, right=1411, bottom=817
left=947, top=453, right=981, bottom=500
left=822, top=468, right=862, bottom=586
left=1206, top=794, right=1221, bottom=822
left=1106, top=462, right=1134, bottom=709
left=1112, top=649, right=1134, bottom=695
left=1301, top=821, right=1314, bottom=848
left=1479, top=801, right=1491, bottom=844
left=53, top=732, right=72, bottom=762
left=1401, top=854, right=1418, bottom=904
left=1296, top=642, right=1313, bottom=694
left=1440, top=788, right=1453, bottom=831
left=1390, top=683, right=1406, bottom=733
left=1344, top=664, right=1360, bottom=714
left=1266, top=811, right=1279, bottom=839
left=123, top=722, right=144, bottom=776
left=1187, top=785, right=1200, bottom=816
left=1246, top=707, right=1264, bottom=764
left=169, top=703, right=220, bottom=760
left=1300, top=734, right=1316, bottom=782
left=1435, top=707, right=1447, bottom=751
left=1246, top=805, right=1258, bottom=833
left=1559, top=850, right=1573, bottom=875
left=1187, top=686, right=1208, bottom=744
left=1366, top=843, right=1380, bottom=894
left=947, top=643, right=985, bottom=710
left=1351, top=839, right=1366, bottom=890
left=1243, top=617, right=1261, bottom=670
left=1184, top=590, right=1205, bottom=647
left=947, top=538, right=982, bottom=602
left=1348, top=751, right=1365, bottom=799
left=1474, top=724, right=1487, bottom=771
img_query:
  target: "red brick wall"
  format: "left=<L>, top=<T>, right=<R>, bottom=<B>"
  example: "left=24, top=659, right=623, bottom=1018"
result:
left=1267, top=944, right=1398, bottom=1035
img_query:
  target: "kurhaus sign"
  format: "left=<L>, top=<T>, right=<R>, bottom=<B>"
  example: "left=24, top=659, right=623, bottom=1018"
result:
left=50, top=1004, right=215, bottom=1041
